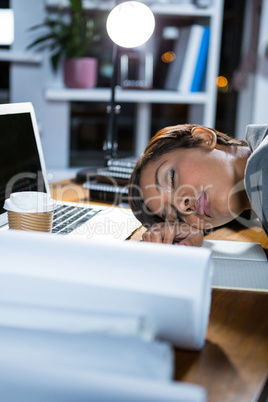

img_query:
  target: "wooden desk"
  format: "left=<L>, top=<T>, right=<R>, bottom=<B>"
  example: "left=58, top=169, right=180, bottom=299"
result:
left=51, top=180, right=268, bottom=402
left=129, top=224, right=268, bottom=401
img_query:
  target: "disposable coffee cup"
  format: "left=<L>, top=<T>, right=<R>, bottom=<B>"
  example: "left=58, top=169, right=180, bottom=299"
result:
left=4, top=192, right=57, bottom=233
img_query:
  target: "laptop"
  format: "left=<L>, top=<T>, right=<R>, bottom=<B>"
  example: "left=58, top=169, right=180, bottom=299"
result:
left=0, top=102, right=140, bottom=241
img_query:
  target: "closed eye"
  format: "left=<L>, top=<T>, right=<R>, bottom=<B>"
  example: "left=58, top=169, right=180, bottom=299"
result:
left=169, top=169, right=175, bottom=189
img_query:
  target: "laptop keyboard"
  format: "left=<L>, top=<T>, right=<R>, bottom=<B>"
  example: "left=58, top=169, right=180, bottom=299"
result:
left=52, top=205, right=101, bottom=235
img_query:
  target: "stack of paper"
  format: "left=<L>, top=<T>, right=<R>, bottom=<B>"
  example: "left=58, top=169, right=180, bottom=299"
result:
left=0, top=230, right=213, bottom=401
left=0, top=230, right=213, bottom=349
left=0, top=363, right=206, bottom=402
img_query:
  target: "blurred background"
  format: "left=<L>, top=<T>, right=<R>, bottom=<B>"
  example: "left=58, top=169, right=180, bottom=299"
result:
left=0, top=0, right=266, bottom=177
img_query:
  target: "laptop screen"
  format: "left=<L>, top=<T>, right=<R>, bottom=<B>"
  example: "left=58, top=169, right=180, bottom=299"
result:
left=0, top=112, right=46, bottom=215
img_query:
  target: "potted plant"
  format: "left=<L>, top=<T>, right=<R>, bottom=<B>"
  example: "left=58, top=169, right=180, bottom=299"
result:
left=27, top=0, right=101, bottom=88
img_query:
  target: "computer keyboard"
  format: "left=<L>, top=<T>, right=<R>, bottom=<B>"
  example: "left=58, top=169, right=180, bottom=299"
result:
left=52, top=204, right=101, bottom=235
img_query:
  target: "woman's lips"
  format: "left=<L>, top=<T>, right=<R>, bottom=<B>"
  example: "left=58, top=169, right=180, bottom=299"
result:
left=195, top=192, right=211, bottom=217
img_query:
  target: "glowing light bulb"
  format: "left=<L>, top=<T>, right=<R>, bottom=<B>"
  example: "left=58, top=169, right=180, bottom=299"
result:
left=106, top=1, right=155, bottom=48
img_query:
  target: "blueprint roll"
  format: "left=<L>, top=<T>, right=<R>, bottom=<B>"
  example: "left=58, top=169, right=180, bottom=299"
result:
left=0, top=364, right=207, bottom=402
left=0, top=230, right=213, bottom=350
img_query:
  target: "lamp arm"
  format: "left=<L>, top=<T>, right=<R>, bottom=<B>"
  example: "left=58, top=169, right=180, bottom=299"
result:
left=103, top=42, right=121, bottom=164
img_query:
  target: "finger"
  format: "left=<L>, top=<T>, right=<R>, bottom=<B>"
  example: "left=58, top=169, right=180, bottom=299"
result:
left=173, top=223, right=201, bottom=242
left=149, top=226, right=165, bottom=243
left=142, top=227, right=163, bottom=243
left=179, top=232, right=204, bottom=247
left=162, top=224, right=177, bottom=244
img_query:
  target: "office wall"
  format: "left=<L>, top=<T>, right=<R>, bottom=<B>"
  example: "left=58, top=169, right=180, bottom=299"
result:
left=235, top=0, right=268, bottom=139
left=10, top=0, right=70, bottom=168
left=251, top=0, right=268, bottom=124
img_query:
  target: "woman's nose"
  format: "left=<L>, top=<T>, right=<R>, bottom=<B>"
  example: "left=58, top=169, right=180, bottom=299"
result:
left=177, top=194, right=195, bottom=215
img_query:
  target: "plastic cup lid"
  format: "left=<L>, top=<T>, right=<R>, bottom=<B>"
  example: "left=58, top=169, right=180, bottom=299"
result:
left=3, top=192, right=57, bottom=213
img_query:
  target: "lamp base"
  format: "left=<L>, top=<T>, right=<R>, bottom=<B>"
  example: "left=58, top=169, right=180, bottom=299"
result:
left=75, top=167, right=98, bottom=184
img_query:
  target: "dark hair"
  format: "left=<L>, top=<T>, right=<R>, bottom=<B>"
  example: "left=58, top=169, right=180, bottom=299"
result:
left=128, top=124, right=248, bottom=227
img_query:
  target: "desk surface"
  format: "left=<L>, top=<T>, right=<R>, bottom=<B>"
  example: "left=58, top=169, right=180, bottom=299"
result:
left=51, top=180, right=268, bottom=402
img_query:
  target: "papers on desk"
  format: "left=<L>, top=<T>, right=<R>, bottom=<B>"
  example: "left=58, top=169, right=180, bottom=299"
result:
left=0, top=303, right=150, bottom=337
left=0, top=328, right=173, bottom=383
left=0, top=324, right=206, bottom=402
left=203, top=240, right=268, bottom=291
left=0, top=362, right=206, bottom=402
left=0, top=229, right=212, bottom=401
left=0, top=229, right=213, bottom=350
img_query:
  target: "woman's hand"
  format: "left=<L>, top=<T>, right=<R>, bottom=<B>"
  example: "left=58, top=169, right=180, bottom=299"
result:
left=142, top=221, right=204, bottom=247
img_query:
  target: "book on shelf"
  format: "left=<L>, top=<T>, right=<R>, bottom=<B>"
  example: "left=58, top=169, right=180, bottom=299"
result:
left=164, top=25, right=191, bottom=90
left=153, top=25, right=179, bottom=89
left=177, top=25, right=210, bottom=93
left=190, top=26, right=210, bottom=92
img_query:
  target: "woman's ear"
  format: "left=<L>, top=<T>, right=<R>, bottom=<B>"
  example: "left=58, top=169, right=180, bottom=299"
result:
left=191, top=126, right=217, bottom=149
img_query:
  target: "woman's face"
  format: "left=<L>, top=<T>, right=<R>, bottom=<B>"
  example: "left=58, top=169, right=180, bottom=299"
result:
left=139, top=144, right=247, bottom=230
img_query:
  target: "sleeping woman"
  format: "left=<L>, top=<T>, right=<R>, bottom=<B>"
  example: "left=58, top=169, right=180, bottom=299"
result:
left=128, top=124, right=268, bottom=246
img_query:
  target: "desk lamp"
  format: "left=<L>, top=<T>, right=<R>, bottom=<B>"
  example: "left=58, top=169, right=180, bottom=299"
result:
left=104, top=1, right=155, bottom=163
left=76, top=1, right=155, bottom=182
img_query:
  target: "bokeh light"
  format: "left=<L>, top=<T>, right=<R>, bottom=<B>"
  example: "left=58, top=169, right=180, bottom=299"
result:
left=216, top=75, right=228, bottom=88
left=161, top=51, right=176, bottom=63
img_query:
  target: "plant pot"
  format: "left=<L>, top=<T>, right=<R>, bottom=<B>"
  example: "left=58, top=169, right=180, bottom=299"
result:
left=63, top=57, right=98, bottom=89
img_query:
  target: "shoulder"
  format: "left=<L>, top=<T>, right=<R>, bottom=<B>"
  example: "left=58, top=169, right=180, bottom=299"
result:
left=245, top=127, right=268, bottom=230
left=245, top=125, right=268, bottom=172
left=245, top=124, right=268, bottom=152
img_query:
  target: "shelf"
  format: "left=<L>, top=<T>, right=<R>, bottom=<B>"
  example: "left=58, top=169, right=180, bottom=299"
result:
left=10, top=0, right=223, bottom=167
left=45, top=0, right=216, bottom=17
left=0, top=50, right=42, bottom=64
left=45, top=87, right=208, bottom=104
left=151, top=3, right=216, bottom=17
